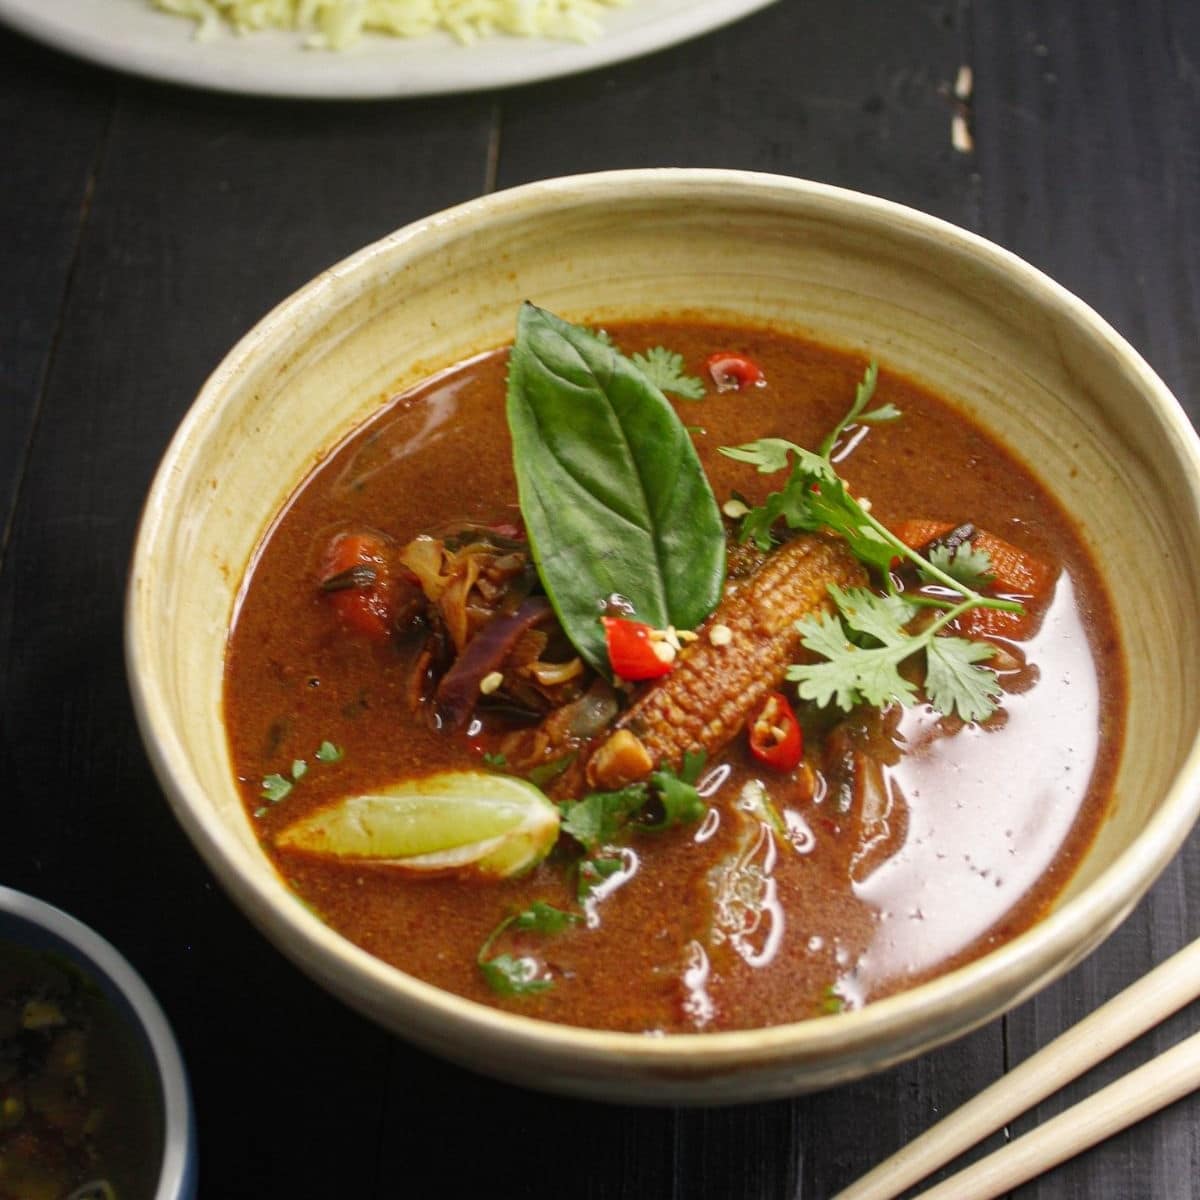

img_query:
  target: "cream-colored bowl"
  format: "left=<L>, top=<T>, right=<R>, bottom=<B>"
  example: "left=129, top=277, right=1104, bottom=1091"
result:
left=126, top=169, right=1200, bottom=1103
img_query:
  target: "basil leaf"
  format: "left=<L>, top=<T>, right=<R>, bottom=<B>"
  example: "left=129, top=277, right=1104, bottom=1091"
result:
left=506, top=304, right=725, bottom=673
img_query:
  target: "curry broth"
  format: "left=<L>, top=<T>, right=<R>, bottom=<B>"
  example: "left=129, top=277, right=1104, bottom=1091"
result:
left=224, top=320, right=1124, bottom=1033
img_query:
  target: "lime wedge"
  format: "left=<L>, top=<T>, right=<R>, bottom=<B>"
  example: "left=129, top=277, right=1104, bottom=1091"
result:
left=274, top=771, right=560, bottom=879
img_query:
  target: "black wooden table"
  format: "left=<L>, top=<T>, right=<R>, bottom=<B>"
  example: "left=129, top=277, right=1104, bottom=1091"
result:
left=3, top=2, right=1198, bottom=1196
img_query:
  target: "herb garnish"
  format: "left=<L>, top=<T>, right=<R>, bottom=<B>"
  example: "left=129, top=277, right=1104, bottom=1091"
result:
left=630, top=347, right=707, bottom=399
left=560, top=786, right=646, bottom=854
left=506, top=305, right=725, bottom=675
left=260, top=774, right=293, bottom=807
left=721, top=364, right=1024, bottom=723
left=788, top=586, right=1002, bottom=722
left=526, top=753, right=576, bottom=788
left=577, top=855, right=624, bottom=901
left=315, top=740, right=344, bottom=763
left=479, top=955, right=551, bottom=997
left=559, top=753, right=707, bottom=852
left=820, top=985, right=846, bottom=1015
left=256, top=741, right=345, bottom=817
left=815, top=361, right=899, bottom=458
left=477, top=901, right=580, bottom=997
left=643, top=750, right=708, bottom=830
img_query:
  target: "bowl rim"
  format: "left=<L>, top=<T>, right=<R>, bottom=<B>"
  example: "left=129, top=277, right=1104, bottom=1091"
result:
left=0, top=884, right=195, bottom=1195
left=125, top=167, right=1200, bottom=1084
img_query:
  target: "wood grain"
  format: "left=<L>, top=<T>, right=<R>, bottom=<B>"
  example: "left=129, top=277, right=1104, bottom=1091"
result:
left=0, top=37, right=110, bottom=555
left=972, top=5, right=1200, bottom=1198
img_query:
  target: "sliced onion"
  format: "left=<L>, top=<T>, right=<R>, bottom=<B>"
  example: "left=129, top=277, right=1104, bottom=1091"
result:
left=529, top=657, right=584, bottom=686
left=398, top=535, right=449, bottom=600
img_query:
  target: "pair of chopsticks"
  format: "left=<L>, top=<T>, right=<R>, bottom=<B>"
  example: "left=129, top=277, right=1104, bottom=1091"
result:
left=833, top=938, right=1200, bottom=1200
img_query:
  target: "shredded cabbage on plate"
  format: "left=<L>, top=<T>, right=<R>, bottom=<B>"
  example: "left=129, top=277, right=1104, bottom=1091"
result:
left=149, top=0, right=632, bottom=48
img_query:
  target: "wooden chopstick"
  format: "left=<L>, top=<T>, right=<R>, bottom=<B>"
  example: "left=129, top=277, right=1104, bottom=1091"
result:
left=907, top=1028, right=1200, bottom=1199
left=832, top=937, right=1200, bottom=1200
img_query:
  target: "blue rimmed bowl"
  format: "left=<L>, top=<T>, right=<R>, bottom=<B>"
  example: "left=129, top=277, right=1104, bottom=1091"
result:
left=0, top=885, right=196, bottom=1198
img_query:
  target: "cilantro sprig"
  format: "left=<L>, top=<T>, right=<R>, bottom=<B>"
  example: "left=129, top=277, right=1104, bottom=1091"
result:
left=719, top=364, right=1024, bottom=723
left=630, top=347, right=707, bottom=399
left=477, top=901, right=580, bottom=997
left=787, top=585, right=1001, bottom=722
left=590, top=329, right=708, bottom=399
left=816, top=361, right=899, bottom=458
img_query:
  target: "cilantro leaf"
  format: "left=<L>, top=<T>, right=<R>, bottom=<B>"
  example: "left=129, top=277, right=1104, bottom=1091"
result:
left=560, top=755, right=708, bottom=850
left=645, top=756, right=707, bottom=830
left=261, top=774, right=293, bottom=803
left=476, top=901, right=580, bottom=997
left=789, top=586, right=1001, bottom=721
left=721, top=364, right=892, bottom=556
left=818, top=361, right=884, bottom=458
left=479, top=954, right=553, bottom=997
left=631, top=347, right=707, bottom=399
left=721, top=443, right=896, bottom=573
left=826, top=585, right=916, bottom=647
left=560, top=786, right=646, bottom=853
left=719, top=363, right=1023, bottom=723
left=860, top=401, right=902, bottom=424
left=720, top=436, right=832, bottom=479
left=924, top=635, right=1000, bottom=722
left=677, top=748, right=706, bottom=785
left=258, top=742, right=343, bottom=816
left=790, top=609, right=852, bottom=663
left=577, top=856, right=623, bottom=900
left=925, top=542, right=995, bottom=591
left=820, top=985, right=846, bottom=1015
left=789, top=615, right=920, bottom=713
left=789, top=476, right=898, bottom=574
left=512, top=901, right=580, bottom=935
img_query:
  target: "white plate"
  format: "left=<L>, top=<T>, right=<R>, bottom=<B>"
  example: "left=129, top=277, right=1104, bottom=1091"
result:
left=0, top=0, right=778, bottom=98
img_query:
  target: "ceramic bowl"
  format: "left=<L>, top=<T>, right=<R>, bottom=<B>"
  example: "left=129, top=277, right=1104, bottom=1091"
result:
left=0, top=886, right=196, bottom=1196
left=125, top=169, right=1200, bottom=1103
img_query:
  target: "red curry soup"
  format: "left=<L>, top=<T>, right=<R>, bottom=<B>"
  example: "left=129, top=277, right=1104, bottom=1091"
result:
left=224, top=308, right=1125, bottom=1033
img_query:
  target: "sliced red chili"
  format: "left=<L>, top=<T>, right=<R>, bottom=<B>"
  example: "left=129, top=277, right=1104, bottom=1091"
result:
left=602, top=616, right=674, bottom=681
left=319, top=530, right=394, bottom=641
left=706, top=351, right=765, bottom=392
left=748, top=691, right=803, bottom=771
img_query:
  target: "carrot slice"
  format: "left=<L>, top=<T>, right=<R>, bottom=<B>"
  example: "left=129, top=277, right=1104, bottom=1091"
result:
left=889, top=518, right=1057, bottom=640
